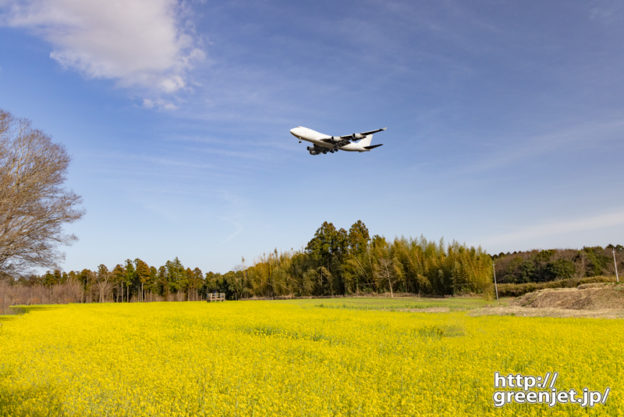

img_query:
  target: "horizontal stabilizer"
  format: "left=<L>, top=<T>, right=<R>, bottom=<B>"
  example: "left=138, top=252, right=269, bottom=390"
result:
left=364, top=144, right=383, bottom=150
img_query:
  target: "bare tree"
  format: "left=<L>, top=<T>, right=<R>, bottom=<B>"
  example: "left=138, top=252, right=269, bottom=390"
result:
left=96, top=264, right=112, bottom=302
left=0, top=110, right=83, bottom=275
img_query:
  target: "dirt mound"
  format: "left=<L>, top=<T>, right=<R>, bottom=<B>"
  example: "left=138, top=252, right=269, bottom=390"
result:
left=514, top=283, right=624, bottom=310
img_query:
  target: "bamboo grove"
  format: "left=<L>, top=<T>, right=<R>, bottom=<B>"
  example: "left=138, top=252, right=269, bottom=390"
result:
left=1, top=221, right=494, bottom=307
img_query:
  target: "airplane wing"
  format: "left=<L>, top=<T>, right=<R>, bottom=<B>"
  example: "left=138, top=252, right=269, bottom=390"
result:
left=356, top=128, right=387, bottom=136
left=337, top=127, right=387, bottom=141
left=319, top=127, right=387, bottom=145
left=319, top=137, right=351, bottom=147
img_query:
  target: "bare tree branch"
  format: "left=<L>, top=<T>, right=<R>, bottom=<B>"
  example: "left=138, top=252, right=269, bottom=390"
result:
left=0, top=110, right=84, bottom=275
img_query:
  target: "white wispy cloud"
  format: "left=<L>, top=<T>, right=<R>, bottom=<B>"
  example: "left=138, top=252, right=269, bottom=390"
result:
left=461, top=117, right=624, bottom=173
left=483, top=209, right=624, bottom=247
left=1, top=0, right=204, bottom=104
left=590, top=0, right=623, bottom=24
left=142, top=98, right=178, bottom=111
left=215, top=190, right=247, bottom=243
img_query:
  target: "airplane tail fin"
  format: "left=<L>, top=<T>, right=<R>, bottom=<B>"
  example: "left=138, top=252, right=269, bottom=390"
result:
left=360, top=134, right=384, bottom=150
left=359, top=134, right=373, bottom=147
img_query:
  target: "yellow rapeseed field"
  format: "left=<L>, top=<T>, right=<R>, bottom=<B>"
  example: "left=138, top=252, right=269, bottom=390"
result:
left=0, top=300, right=622, bottom=416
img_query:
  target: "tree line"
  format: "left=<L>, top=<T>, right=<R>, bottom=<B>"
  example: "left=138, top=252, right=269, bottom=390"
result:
left=493, top=245, right=622, bottom=284
left=1, top=221, right=494, bottom=309
left=2, top=221, right=621, bottom=312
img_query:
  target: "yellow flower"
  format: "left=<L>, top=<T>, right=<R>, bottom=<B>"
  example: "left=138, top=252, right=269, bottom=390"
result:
left=0, top=300, right=621, bottom=416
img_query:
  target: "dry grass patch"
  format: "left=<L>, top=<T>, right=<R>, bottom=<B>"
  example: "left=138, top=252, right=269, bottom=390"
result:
left=474, top=283, right=624, bottom=318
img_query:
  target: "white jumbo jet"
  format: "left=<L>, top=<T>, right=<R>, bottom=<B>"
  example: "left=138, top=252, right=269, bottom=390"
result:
left=290, top=126, right=386, bottom=155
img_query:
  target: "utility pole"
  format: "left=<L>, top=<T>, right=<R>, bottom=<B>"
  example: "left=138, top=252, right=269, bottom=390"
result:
left=493, top=262, right=499, bottom=301
left=613, top=248, right=619, bottom=283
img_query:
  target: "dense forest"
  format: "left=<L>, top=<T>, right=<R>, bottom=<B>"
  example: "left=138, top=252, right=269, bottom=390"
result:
left=1, top=220, right=621, bottom=311
left=1, top=221, right=493, bottom=308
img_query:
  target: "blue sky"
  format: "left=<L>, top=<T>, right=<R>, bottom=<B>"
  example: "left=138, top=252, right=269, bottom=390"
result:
left=1, top=0, right=623, bottom=273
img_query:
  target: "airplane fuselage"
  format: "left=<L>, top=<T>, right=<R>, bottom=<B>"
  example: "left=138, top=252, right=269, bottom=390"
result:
left=290, top=126, right=383, bottom=154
